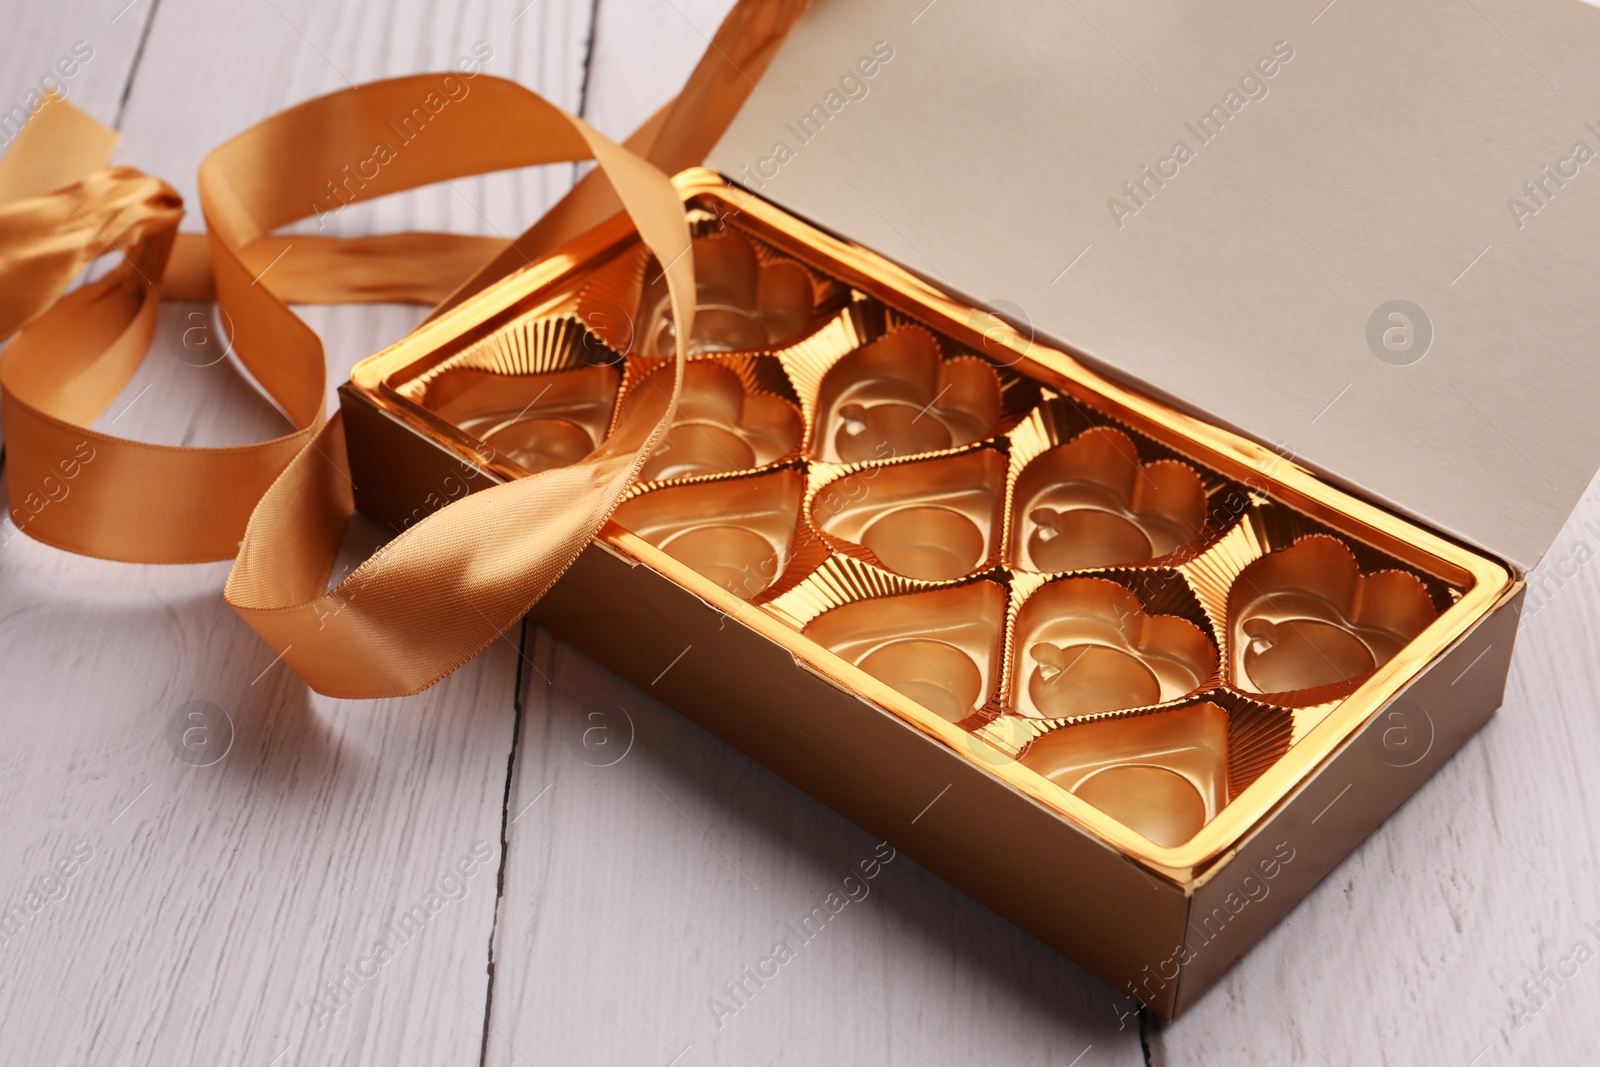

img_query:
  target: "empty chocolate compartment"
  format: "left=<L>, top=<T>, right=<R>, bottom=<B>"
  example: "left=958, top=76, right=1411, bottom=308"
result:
left=1009, top=576, right=1217, bottom=720
left=803, top=580, right=1007, bottom=724
left=1222, top=534, right=1439, bottom=704
left=632, top=230, right=817, bottom=357
left=412, top=317, right=622, bottom=475
left=1019, top=702, right=1229, bottom=847
left=811, top=328, right=1003, bottom=463
left=611, top=468, right=816, bottom=601
left=1009, top=426, right=1209, bottom=571
left=1015, top=695, right=1294, bottom=848
left=617, top=360, right=803, bottom=483
left=811, top=448, right=1007, bottom=583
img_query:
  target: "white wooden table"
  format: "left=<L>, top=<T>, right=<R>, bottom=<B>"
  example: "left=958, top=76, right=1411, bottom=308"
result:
left=3, top=2, right=1598, bottom=1064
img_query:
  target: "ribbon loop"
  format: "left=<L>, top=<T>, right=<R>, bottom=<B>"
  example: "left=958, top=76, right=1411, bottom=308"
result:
left=0, top=81, right=697, bottom=691
left=0, top=0, right=810, bottom=696
left=220, top=87, right=699, bottom=698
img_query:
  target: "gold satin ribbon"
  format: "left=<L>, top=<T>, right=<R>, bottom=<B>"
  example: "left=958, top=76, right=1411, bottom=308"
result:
left=0, top=0, right=808, bottom=697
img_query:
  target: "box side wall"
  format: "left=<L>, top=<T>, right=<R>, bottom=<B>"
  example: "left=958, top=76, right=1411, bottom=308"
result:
left=535, top=539, right=1192, bottom=1016
left=1172, top=589, right=1524, bottom=1016
left=340, top=385, right=501, bottom=532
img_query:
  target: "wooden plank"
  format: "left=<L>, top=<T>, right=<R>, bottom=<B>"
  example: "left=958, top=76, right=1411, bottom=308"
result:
left=0, top=1, right=156, bottom=134
left=580, top=0, right=745, bottom=143
left=0, top=1, right=595, bottom=1065
left=483, top=630, right=1146, bottom=1067
left=1153, top=478, right=1600, bottom=1065
left=0, top=543, right=523, bottom=1067
left=7, top=0, right=1600, bottom=1062
left=113, top=0, right=596, bottom=241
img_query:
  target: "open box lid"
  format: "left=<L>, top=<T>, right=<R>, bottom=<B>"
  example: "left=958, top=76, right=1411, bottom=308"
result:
left=706, top=0, right=1600, bottom=575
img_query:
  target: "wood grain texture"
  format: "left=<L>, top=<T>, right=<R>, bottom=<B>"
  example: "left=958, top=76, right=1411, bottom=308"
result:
left=482, top=629, right=1141, bottom=1067
left=0, top=1, right=590, bottom=1065
left=0, top=538, right=521, bottom=1066
left=0, top=0, right=154, bottom=134
left=2, top=0, right=1598, bottom=1064
left=581, top=0, right=742, bottom=143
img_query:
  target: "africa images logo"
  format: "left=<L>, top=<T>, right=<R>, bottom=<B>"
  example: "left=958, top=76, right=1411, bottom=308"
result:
left=1365, top=300, right=1433, bottom=366
left=1505, top=120, right=1600, bottom=230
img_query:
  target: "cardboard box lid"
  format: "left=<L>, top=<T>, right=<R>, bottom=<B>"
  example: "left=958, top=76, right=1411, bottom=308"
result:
left=706, top=0, right=1600, bottom=574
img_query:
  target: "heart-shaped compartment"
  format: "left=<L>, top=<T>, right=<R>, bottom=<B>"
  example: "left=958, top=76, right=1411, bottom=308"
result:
left=803, top=580, right=1007, bottom=724
left=1018, top=702, right=1231, bottom=848
left=812, top=329, right=1003, bottom=464
left=1010, top=426, right=1208, bottom=572
left=425, top=364, right=621, bottom=475
left=636, top=231, right=816, bottom=358
left=1227, top=535, right=1438, bottom=703
left=611, top=468, right=810, bottom=602
left=410, top=315, right=623, bottom=475
left=812, top=449, right=1006, bottom=583
left=619, top=361, right=803, bottom=483
left=1011, top=577, right=1217, bottom=720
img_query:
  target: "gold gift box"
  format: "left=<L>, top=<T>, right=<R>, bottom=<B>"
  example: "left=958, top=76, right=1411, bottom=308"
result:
left=341, top=170, right=1517, bottom=1017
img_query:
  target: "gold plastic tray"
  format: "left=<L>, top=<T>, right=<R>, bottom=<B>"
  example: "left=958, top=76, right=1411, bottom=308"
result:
left=349, top=169, right=1513, bottom=878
